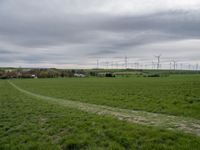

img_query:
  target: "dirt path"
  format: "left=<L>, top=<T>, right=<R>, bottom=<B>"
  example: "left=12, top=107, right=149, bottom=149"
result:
left=8, top=81, right=200, bottom=137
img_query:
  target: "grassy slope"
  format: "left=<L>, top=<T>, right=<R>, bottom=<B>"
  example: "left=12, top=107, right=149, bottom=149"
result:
left=13, top=74, right=200, bottom=119
left=1, top=80, right=200, bottom=150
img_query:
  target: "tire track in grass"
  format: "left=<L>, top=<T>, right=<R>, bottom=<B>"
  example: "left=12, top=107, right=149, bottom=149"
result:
left=8, top=81, right=200, bottom=137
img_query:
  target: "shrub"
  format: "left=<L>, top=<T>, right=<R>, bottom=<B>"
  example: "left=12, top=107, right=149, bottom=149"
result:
left=105, top=73, right=115, bottom=77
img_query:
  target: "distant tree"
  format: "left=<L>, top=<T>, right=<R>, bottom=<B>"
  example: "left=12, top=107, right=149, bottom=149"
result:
left=90, top=71, right=97, bottom=76
left=38, top=71, right=49, bottom=78
left=21, top=73, right=32, bottom=78
left=105, top=73, right=115, bottom=77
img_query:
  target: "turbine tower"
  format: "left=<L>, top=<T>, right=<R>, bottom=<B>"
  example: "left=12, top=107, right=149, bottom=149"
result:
left=155, top=55, right=161, bottom=69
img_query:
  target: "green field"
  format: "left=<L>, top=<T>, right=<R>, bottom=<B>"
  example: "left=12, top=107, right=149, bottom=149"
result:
left=13, top=74, right=200, bottom=119
left=1, top=74, right=200, bottom=149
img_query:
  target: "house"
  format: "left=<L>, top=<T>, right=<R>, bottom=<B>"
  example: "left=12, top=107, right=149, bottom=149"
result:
left=31, top=74, right=38, bottom=79
left=74, top=73, right=86, bottom=77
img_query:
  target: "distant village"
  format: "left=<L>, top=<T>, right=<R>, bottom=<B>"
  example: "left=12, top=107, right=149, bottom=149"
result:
left=0, top=68, right=87, bottom=79
left=0, top=68, right=117, bottom=79
left=1, top=67, right=199, bottom=79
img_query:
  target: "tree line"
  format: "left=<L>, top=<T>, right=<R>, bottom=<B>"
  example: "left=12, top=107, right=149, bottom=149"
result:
left=0, top=68, right=87, bottom=79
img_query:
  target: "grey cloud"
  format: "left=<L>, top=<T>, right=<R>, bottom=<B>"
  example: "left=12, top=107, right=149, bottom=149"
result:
left=1, top=10, right=199, bottom=48
left=0, top=49, right=15, bottom=54
left=0, top=0, right=200, bottom=66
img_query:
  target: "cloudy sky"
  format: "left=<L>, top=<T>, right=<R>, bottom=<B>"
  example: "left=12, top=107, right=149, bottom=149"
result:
left=0, top=0, right=200, bottom=68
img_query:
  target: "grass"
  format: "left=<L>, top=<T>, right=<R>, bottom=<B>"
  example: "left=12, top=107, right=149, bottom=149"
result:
left=1, top=80, right=200, bottom=149
left=8, top=80, right=200, bottom=137
left=12, top=74, right=200, bottom=119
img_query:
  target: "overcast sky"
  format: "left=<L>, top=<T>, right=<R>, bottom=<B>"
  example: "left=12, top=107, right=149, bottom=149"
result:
left=0, top=0, right=200, bottom=68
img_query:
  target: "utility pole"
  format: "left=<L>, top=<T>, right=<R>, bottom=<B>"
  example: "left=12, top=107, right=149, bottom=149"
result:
left=180, top=63, right=182, bottom=70
left=116, top=62, right=118, bottom=69
left=111, top=61, right=113, bottom=69
left=193, top=65, right=195, bottom=71
left=172, top=60, right=176, bottom=70
left=125, top=56, right=128, bottom=69
left=145, top=64, right=147, bottom=70
left=96, top=59, right=99, bottom=69
left=188, top=64, right=191, bottom=70
left=196, top=64, right=199, bottom=71
left=170, top=62, right=172, bottom=70
left=140, top=64, right=143, bottom=69
left=134, top=62, right=139, bottom=69
left=152, top=62, right=155, bottom=69
left=106, top=62, right=109, bottom=69
left=155, top=55, right=161, bottom=70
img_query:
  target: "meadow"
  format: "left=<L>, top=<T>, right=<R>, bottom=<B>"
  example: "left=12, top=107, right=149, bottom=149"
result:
left=1, top=74, right=200, bottom=149
left=13, top=74, right=200, bottom=119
